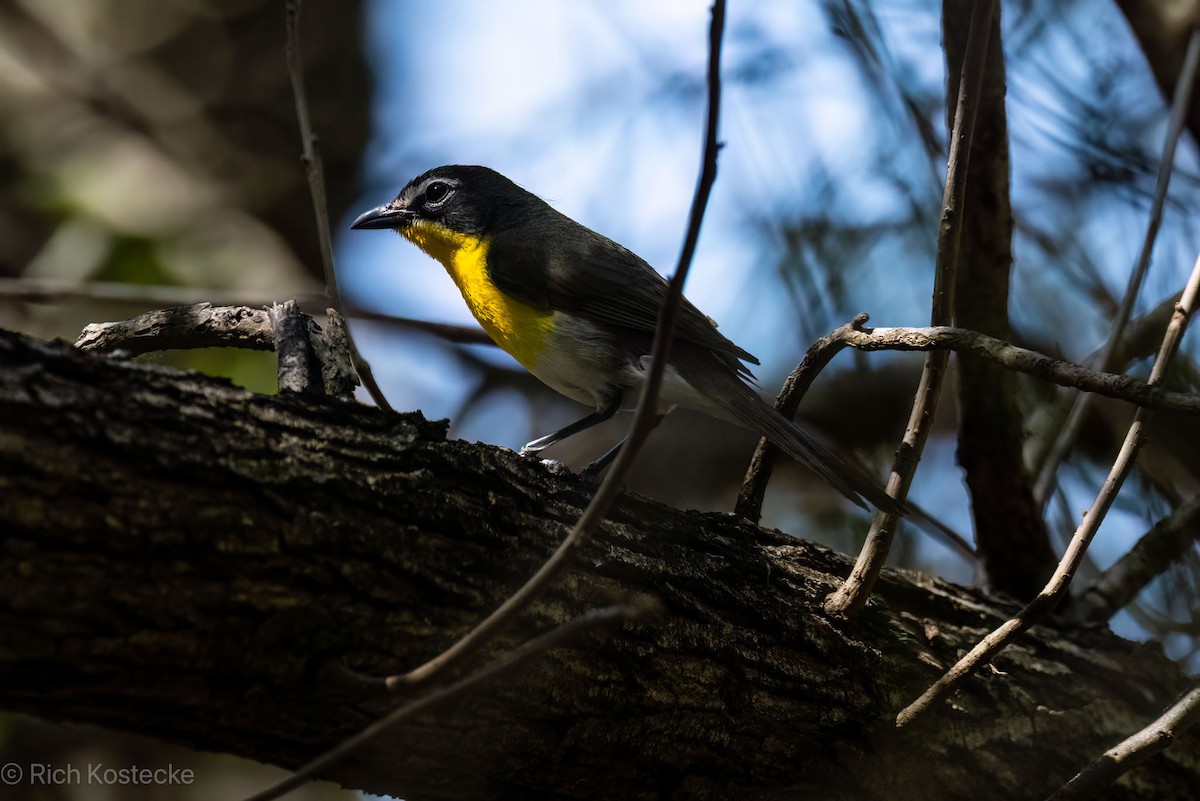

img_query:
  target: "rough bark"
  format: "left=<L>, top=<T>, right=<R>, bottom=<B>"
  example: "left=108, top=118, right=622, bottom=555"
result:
left=1, top=328, right=1198, bottom=801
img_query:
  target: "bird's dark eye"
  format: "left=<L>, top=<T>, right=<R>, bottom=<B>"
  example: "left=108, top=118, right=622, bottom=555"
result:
left=424, top=181, right=452, bottom=205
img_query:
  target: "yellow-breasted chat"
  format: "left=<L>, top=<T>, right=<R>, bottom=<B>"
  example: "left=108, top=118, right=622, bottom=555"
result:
left=352, top=165, right=897, bottom=513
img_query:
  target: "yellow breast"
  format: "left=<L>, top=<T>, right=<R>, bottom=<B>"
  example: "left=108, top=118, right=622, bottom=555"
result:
left=402, top=221, right=554, bottom=370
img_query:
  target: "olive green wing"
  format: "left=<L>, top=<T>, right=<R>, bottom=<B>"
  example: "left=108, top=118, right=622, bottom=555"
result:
left=487, top=213, right=759, bottom=371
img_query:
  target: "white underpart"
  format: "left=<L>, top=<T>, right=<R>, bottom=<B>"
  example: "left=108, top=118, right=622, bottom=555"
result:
left=527, top=311, right=740, bottom=424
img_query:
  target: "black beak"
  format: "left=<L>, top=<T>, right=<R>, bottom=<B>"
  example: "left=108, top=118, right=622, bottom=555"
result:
left=351, top=203, right=413, bottom=230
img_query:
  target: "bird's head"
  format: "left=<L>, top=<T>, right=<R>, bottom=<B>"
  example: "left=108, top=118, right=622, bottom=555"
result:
left=351, top=164, right=532, bottom=245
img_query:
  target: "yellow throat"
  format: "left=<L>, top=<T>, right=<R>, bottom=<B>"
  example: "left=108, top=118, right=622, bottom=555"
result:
left=401, top=220, right=554, bottom=370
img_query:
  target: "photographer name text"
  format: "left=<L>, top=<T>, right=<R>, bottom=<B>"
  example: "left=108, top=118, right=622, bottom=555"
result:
left=2, top=762, right=195, bottom=786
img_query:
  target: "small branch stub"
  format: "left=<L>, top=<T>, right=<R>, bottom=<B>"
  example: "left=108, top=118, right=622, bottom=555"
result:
left=270, top=300, right=321, bottom=396
left=76, top=300, right=359, bottom=401
left=315, top=308, right=360, bottom=400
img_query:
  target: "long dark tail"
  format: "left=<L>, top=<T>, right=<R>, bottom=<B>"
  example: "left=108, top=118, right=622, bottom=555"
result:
left=673, top=351, right=901, bottom=514
left=726, top=388, right=901, bottom=513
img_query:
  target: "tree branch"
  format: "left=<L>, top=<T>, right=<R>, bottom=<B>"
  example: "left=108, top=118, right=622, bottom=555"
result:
left=75, top=303, right=276, bottom=355
left=840, top=324, right=1200, bottom=415
left=3, top=327, right=1200, bottom=800
left=244, top=600, right=656, bottom=801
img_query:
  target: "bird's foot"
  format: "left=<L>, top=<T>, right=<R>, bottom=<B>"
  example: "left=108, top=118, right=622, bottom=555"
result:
left=538, top=458, right=572, bottom=477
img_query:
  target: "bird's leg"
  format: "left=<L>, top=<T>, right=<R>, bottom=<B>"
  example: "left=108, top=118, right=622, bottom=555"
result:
left=519, top=393, right=621, bottom=455
left=579, top=412, right=668, bottom=481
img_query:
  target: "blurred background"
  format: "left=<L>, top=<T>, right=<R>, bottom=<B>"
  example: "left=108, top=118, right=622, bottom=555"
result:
left=1, top=0, right=1198, bottom=797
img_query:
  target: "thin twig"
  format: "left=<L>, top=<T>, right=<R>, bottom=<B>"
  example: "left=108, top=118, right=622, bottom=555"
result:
left=824, top=0, right=995, bottom=620
left=1044, top=682, right=1200, bottom=801
left=1032, top=28, right=1200, bottom=509
left=383, top=0, right=728, bottom=692
left=284, top=0, right=333, bottom=302
left=734, top=314, right=974, bottom=562
left=284, top=0, right=393, bottom=413
left=839, top=325, right=1200, bottom=415
left=897, top=248, right=1200, bottom=727
left=241, top=600, right=656, bottom=801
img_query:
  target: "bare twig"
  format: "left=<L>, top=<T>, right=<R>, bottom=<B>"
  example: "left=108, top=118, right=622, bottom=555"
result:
left=284, top=0, right=393, bottom=413
left=840, top=325, right=1200, bottom=415
left=283, top=1, right=334, bottom=301
left=1077, top=496, right=1200, bottom=623
left=1031, top=29, right=1200, bottom=509
left=735, top=314, right=974, bottom=561
left=897, top=248, right=1200, bottom=727
left=384, top=0, right=728, bottom=692
left=242, top=600, right=657, bottom=801
left=824, top=0, right=995, bottom=619
left=1044, top=682, right=1200, bottom=801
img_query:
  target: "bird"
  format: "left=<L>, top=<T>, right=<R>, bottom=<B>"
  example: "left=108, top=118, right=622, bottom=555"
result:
left=352, top=165, right=898, bottom=513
